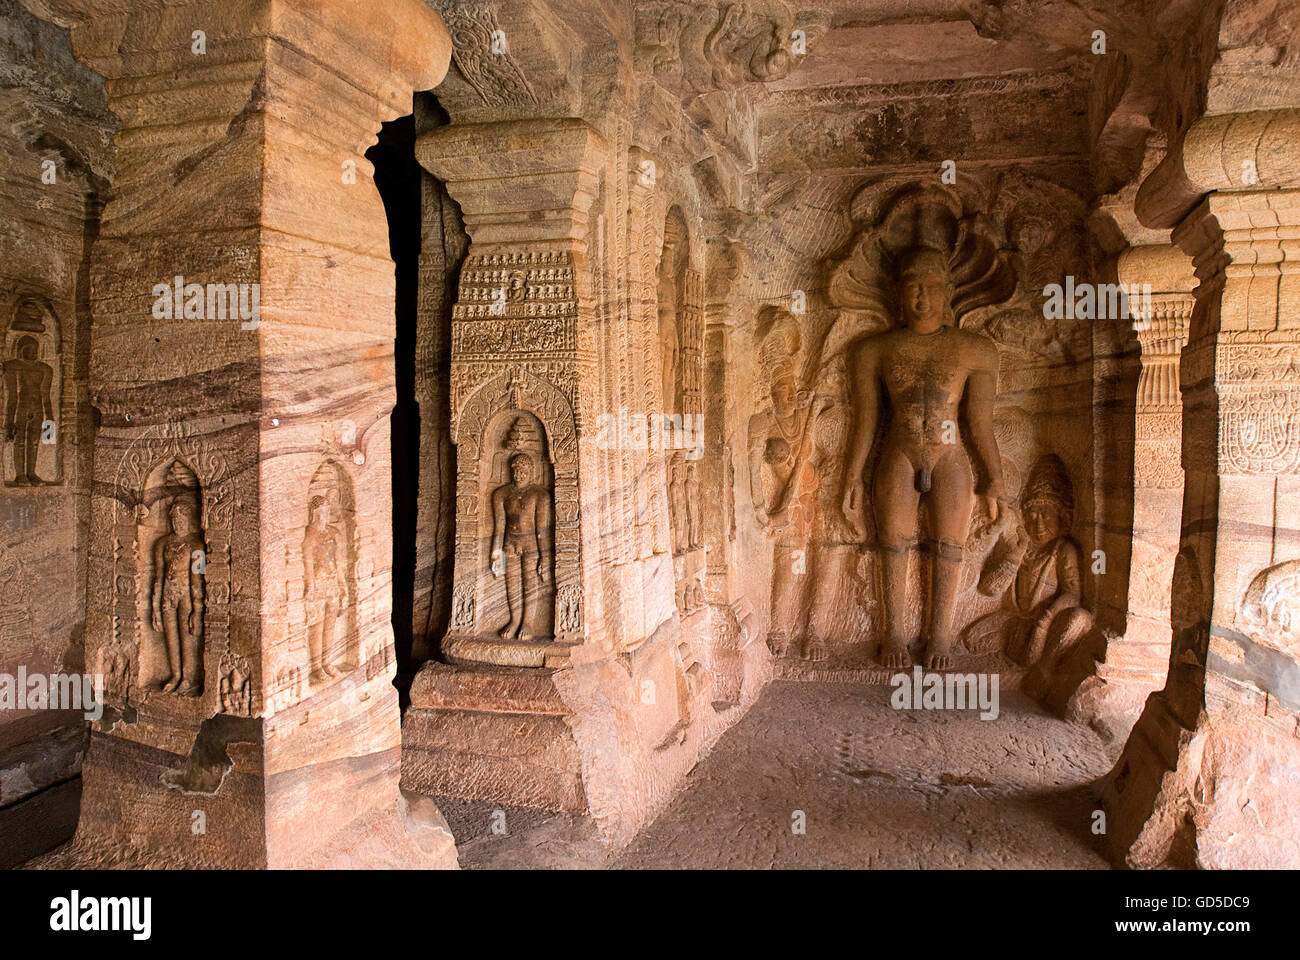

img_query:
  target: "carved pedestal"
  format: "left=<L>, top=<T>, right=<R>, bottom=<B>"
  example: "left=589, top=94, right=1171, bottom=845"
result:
left=401, top=662, right=586, bottom=812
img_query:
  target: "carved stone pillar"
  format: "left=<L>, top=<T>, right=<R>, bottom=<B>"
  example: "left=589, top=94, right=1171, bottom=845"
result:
left=402, top=117, right=605, bottom=811
left=1069, top=245, right=1193, bottom=740
left=1104, top=109, right=1300, bottom=868
left=25, top=0, right=457, bottom=868
left=415, top=117, right=604, bottom=668
left=1126, top=251, right=1194, bottom=645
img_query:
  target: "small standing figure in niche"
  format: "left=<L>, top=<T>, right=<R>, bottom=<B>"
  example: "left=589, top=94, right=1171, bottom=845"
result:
left=303, top=495, right=347, bottom=683
left=980, top=454, right=1092, bottom=689
left=3, top=336, right=54, bottom=486
left=490, top=452, right=553, bottom=641
left=150, top=499, right=206, bottom=696
left=748, top=353, right=833, bottom=660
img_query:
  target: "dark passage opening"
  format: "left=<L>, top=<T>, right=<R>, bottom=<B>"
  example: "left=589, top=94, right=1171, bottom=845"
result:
left=367, top=94, right=464, bottom=703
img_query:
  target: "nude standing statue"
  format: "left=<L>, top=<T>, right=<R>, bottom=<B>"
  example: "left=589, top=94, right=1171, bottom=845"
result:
left=303, top=495, right=347, bottom=682
left=841, top=248, right=1005, bottom=670
left=3, top=336, right=53, bottom=486
left=490, top=452, right=554, bottom=641
left=150, top=499, right=206, bottom=696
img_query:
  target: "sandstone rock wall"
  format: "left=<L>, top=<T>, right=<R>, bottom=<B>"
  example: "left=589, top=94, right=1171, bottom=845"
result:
left=0, top=0, right=112, bottom=866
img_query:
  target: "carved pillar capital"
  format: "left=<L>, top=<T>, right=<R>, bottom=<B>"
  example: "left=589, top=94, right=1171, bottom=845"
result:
left=1135, top=108, right=1300, bottom=231
left=415, top=117, right=608, bottom=252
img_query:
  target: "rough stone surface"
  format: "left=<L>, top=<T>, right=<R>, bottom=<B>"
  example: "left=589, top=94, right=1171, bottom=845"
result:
left=444, top=681, right=1112, bottom=870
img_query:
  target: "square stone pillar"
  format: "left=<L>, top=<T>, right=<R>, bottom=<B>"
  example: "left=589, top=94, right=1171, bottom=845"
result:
left=26, top=0, right=459, bottom=868
left=401, top=118, right=605, bottom=811
left=415, top=117, right=607, bottom=669
left=1068, top=244, right=1193, bottom=740
left=403, top=118, right=714, bottom=827
left=1104, top=109, right=1300, bottom=868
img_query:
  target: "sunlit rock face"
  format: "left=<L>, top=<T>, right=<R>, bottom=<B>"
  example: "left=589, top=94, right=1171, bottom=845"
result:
left=3, top=0, right=1299, bottom=870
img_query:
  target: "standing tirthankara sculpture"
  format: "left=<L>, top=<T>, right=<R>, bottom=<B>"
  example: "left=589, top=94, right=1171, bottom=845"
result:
left=148, top=498, right=207, bottom=696
left=303, top=494, right=347, bottom=683
left=841, top=248, right=1005, bottom=670
left=490, top=451, right=554, bottom=642
left=3, top=336, right=53, bottom=486
left=3, top=296, right=60, bottom=487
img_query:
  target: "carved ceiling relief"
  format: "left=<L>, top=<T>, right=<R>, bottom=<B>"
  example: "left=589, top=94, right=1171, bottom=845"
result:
left=635, top=0, right=827, bottom=95
left=435, top=1, right=539, bottom=110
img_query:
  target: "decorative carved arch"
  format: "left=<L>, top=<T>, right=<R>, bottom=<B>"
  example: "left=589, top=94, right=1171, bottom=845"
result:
left=448, top=366, right=582, bottom=646
left=101, top=426, right=237, bottom=711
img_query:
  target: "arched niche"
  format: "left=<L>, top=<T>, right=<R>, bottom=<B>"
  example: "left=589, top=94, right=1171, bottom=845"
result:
left=303, top=459, right=360, bottom=678
left=1, top=292, right=63, bottom=486
left=447, top=367, right=581, bottom=657
left=135, top=458, right=206, bottom=695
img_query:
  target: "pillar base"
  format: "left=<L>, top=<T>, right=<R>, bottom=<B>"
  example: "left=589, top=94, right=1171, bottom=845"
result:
left=401, top=661, right=587, bottom=813
left=1103, top=678, right=1300, bottom=869
left=443, top=635, right=576, bottom=669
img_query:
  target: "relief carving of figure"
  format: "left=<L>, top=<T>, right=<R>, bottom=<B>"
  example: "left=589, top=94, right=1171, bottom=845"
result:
left=974, top=454, right=1092, bottom=691
left=490, top=452, right=554, bottom=641
left=749, top=348, right=833, bottom=660
left=669, top=452, right=690, bottom=553
left=149, top=499, right=206, bottom=696
left=3, top=335, right=53, bottom=486
left=842, top=248, right=1005, bottom=670
left=303, top=494, right=347, bottom=683
left=686, top=459, right=702, bottom=548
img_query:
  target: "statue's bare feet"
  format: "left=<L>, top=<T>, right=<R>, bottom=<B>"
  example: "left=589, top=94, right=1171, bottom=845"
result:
left=498, top=626, right=520, bottom=641
left=924, top=642, right=953, bottom=671
left=323, top=663, right=342, bottom=678
left=309, top=669, right=329, bottom=684
left=801, top=637, right=827, bottom=661
left=161, top=676, right=181, bottom=693
left=177, top=681, right=200, bottom=697
left=766, top=633, right=792, bottom=658
left=880, top=642, right=910, bottom=669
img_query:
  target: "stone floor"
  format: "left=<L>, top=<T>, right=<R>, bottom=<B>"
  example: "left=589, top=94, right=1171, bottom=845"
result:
left=441, top=680, right=1115, bottom=869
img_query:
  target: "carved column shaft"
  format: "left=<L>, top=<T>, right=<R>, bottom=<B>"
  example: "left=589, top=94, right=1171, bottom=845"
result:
left=29, top=0, right=454, bottom=867
left=416, top=117, right=607, bottom=665
left=1122, top=248, right=1194, bottom=655
left=1106, top=108, right=1300, bottom=867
